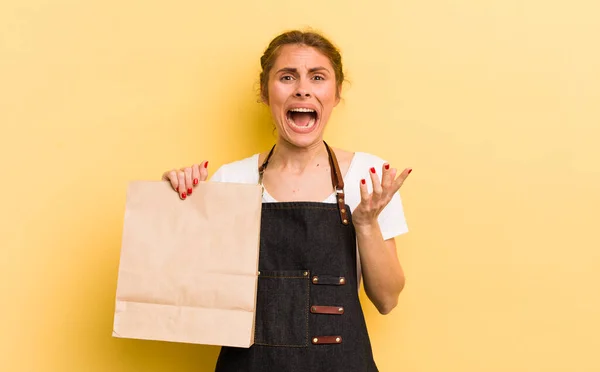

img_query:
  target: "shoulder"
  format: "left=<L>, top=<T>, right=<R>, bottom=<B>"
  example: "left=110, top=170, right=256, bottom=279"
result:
left=325, top=147, right=393, bottom=189
left=349, top=151, right=388, bottom=171
left=210, top=154, right=260, bottom=184
left=340, top=150, right=390, bottom=182
left=341, top=151, right=391, bottom=195
left=327, top=147, right=386, bottom=177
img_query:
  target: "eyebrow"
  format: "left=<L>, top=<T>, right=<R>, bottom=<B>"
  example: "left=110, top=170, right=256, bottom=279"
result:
left=276, top=66, right=331, bottom=74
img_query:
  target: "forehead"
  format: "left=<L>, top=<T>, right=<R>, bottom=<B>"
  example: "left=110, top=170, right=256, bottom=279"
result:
left=272, top=44, right=333, bottom=71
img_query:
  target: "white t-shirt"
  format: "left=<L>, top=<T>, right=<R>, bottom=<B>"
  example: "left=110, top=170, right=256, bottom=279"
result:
left=209, top=151, right=409, bottom=284
left=210, top=151, right=409, bottom=240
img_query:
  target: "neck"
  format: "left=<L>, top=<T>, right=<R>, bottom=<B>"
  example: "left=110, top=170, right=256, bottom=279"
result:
left=270, top=139, right=328, bottom=173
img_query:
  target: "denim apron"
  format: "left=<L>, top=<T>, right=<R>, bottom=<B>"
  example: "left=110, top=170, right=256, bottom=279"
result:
left=215, top=142, right=379, bottom=371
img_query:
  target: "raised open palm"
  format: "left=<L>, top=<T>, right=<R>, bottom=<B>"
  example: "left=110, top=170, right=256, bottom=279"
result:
left=352, top=164, right=412, bottom=227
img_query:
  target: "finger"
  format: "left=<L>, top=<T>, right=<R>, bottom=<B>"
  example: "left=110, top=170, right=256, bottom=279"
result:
left=192, top=164, right=201, bottom=186
left=381, top=163, right=394, bottom=189
left=183, top=167, right=193, bottom=195
left=163, top=169, right=179, bottom=192
left=385, top=168, right=398, bottom=197
left=392, top=168, right=412, bottom=192
left=369, top=167, right=383, bottom=198
left=359, top=178, right=370, bottom=202
left=199, top=160, right=209, bottom=182
left=177, top=171, right=187, bottom=199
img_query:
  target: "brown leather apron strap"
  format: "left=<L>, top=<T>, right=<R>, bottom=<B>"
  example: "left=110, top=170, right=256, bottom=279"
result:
left=323, top=142, right=349, bottom=225
left=258, top=144, right=276, bottom=185
left=257, top=141, right=348, bottom=225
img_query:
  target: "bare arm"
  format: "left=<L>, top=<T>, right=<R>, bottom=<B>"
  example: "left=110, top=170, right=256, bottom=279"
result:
left=355, top=224, right=405, bottom=314
left=351, top=164, right=411, bottom=314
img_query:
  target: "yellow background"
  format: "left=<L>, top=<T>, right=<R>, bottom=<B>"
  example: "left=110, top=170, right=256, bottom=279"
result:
left=1, top=0, right=599, bottom=371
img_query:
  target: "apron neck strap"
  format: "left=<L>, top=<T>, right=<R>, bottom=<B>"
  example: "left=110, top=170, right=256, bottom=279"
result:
left=257, top=141, right=349, bottom=225
left=323, top=141, right=345, bottom=192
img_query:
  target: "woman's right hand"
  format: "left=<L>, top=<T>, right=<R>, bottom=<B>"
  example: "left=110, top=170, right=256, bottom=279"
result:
left=161, top=161, right=209, bottom=200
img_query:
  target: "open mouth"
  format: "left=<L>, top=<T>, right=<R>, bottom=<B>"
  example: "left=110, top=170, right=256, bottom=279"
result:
left=286, top=108, right=318, bottom=130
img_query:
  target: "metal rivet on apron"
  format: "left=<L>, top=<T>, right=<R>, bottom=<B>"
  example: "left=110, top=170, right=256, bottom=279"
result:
left=341, top=208, right=346, bottom=213
left=339, top=277, right=345, bottom=284
left=336, top=337, right=341, bottom=343
left=311, top=306, right=317, bottom=312
left=258, top=271, right=260, bottom=275
left=338, top=198, right=343, bottom=203
left=313, top=337, right=318, bottom=343
left=343, top=219, right=348, bottom=224
left=338, top=307, right=344, bottom=312
left=303, top=271, right=308, bottom=276
left=312, top=276, right=319, bottom=283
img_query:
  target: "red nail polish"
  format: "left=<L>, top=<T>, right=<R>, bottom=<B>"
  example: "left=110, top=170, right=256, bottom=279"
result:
left=361, top=179, right=366, bottom=185
left=181, top=193, right=187, bottom=199
left=204, top=161, right=209, bottom=168
left=370, top=167, right=375, bottom=173
left=384, top=164, right=390, bottom=170
left=187, top=188, right=193, bottom=194
left=193, top=178, right=198, bottom=185
left=408, top=169, right=413, bottom=174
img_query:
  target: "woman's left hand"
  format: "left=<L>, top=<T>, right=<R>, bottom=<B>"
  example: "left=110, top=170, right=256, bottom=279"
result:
left=352, top=164, right=412, bottom=228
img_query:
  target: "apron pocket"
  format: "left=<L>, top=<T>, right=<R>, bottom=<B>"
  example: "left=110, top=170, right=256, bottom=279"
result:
left=254, top=270, right=310, bottom=347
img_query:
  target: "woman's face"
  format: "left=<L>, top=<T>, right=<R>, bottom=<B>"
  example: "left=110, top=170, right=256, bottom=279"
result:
left=264, top=44, right=340, bottom=149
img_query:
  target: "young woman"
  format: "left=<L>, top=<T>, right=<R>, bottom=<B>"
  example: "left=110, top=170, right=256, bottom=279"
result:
left=162, top=29, right=412, bottom=371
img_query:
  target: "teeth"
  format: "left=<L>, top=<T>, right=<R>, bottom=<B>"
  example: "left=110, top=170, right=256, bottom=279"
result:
left=289, top=108, right=315, bottom=113
left=286, top=107, right=317, bottom=129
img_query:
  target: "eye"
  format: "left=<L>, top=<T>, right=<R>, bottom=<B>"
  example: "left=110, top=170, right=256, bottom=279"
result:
left=313, top=75, right=325, bottom=81
left=280, top=75, right=293, bottom=81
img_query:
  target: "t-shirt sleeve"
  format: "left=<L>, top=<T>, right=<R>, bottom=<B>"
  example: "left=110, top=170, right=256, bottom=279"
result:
left=209, top=165, right=226, bottom=182
left=378, top=190, right=409, bottom=240
left=208, top=155, right=260, bottom=184
left=354, top=153, right=409, bottom=240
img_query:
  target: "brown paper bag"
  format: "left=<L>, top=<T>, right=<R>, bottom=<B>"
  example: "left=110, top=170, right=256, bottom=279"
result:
left=112, top=180, right=263, bottom=348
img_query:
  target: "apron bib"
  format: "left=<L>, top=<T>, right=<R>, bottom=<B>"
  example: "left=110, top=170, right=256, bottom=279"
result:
left=215, top=142, right=378, bottom=371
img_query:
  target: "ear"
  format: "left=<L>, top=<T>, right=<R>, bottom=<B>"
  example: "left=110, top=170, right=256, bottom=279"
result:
left=334, top=84, right=342, bottom=106
left=260, top=89, right=269, bottom=105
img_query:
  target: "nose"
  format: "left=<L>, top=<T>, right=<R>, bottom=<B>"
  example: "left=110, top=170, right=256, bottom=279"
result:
left=294, top=82, right=311, bottom=98
left=295, top=90, right=311, bottom=98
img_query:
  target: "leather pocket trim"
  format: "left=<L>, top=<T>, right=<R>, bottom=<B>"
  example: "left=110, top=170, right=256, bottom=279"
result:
left=311, top=335, right=343, bottom=345
left=310, top=305, right=344, bottom=315
left=311, top=274, right=346, bottom=286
